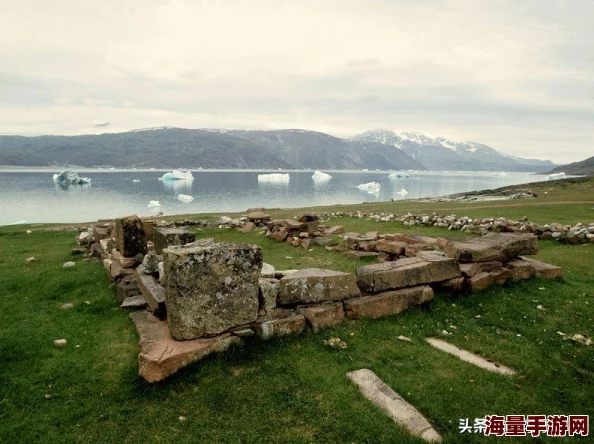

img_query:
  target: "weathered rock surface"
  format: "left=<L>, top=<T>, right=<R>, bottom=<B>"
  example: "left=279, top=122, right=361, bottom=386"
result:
left=153, top=227, right=196, bottom=254
left=261, top=262, right=275, bottom=278
left=115, top=215, right=148, bottom=257
left=278, top=268, right=360, bottom=305
left=302, top=303, right=345, bottom=333
left=121, top=295, right=147, bottom=309
left=130, top=311, right=240, bottom=383
left=259, top=278, right=279, bottom=314
left=356, top=253, right=460, bottom=293
left=141, top=251, right=162, bottom=275
left=441, top=233, right=538, bottom=263
left=518, top=256, right=563, bottom=279
left=134, top=265, right=167, bottom=318
left=344, top=285, right=434, bottom=319
left=251, top=310, right=306, bottom=339
left=164, top=242, right=262, bottom=340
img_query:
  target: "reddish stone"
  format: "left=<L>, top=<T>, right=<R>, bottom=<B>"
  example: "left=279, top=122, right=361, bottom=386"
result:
left=344, top=285, right=434, bottom=319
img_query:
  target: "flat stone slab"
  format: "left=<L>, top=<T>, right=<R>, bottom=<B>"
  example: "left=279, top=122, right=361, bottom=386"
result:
left=441, top=233, right=539, bottom=263
left=278, top=268, right=360, bottom=305
left=153, top=227, right=196, bottom=254
left=302, top=303, right=345, bottom=333
left=121, top=295, right=147, bottom=309
left=518, top=256, right=563, bottom=279
left=347, top=369, right=442, bottom=442
left=134, top=265, right=167, bottom=318
left=251, top=311, right=306, bottom=339
left=356, top=253, right=460, bottom=293
left=130, top=311, right=240, bottom=383
left=425, top=338, right=516, bottom=376
left=344, top=285, right=434, bottom=319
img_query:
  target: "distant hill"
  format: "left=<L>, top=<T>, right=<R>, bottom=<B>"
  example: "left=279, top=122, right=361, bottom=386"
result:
left=0, top=126, right=558, bottom=172
left=351, top=129, right=557, bottom=172
left=0, top=128, right=427, bottom=170
left=547, top=155, right=594, bottom=176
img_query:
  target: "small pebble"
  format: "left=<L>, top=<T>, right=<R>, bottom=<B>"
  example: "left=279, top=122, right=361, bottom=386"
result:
left=398, top=335, right=412, bottom=343
left=61, top=302, right=74, bottom=309
left=53, top=339, right=67, bottom=347
left=178, top=416, right=187, bottom=422
left=63, top=261, right=76, bottom=268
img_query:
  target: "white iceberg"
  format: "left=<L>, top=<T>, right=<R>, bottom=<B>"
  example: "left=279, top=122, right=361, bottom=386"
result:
left=132, top=179, right=141, bottom=183
left=52, top=170, right=91, bottom=185
left=547, top=172, right=566, bottom=180
left=388, top=171, right=410, bottom=178
left=396, top=188, right=409, bottom=196
left=312, top=170, right=332, bottom=182
left=160, top=169, right=194, bottom=181
left=258, top=173, right=290, bottom=183
left=357, top=182, right=381, bottom=194
left=177, top=194, right=194, bottom=203
left=147, top=200, right=161, bottom=208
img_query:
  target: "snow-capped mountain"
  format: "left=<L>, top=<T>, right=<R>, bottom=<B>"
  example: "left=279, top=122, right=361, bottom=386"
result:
left=351, top=129, right=556, bottom=172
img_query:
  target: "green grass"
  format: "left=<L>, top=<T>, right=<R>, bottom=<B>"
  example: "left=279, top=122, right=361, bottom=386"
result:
left=1, top=180, right=594, bottom=443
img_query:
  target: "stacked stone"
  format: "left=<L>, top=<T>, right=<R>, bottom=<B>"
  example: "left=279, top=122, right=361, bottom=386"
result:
left=265, top=213, right=339, bottom=249
left=438, top=233, right=563, bottom=293
left=307, top=211, right=594, bottom=245
left=341, top=231, right=438, bottom=260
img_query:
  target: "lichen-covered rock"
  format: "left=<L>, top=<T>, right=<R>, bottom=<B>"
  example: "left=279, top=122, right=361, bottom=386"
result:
left=153, top=227, right=196, bottom=254
left=344, top=285, right=434, bottom=319
left=259, top=278, right=279, bottom=314
left=302, top=303, right=345, bottom=333
left=441, top=233, right=539, bottom=263
left=251, top=309, right=306, bottom=339
left=141, top=251, right=162, bottom=275
left=164, top=242, right=263, bottom=340
left=114, top=214, right=148, bottom=257
left=278, top=268, right=360, bottom=305
left=356, top=253, right=460, bottom=293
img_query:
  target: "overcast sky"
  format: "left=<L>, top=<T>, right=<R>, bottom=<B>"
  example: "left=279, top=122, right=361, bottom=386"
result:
left=0, top=0, right=592, bottom=162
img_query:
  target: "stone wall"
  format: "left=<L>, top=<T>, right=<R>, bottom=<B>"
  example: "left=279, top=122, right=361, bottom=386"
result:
left=74, top=213, right=564, bottom=383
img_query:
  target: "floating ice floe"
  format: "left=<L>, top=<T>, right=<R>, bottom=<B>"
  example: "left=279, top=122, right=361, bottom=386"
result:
left=547, top=172, right=566, bottom=180
left=396, top=188, right=409, bottom=196
left=388, top=171, right=410, bottom=178
left=258, top=173, right=290, bottom=183
left=357, top=182, right=381, bottom=194
left=177, top=194, right=194, bottom=203
left=160, top=170, right=194, bottom=181
left=312, top=170, right=332, bottom=182
left=52, top=170, right=91, bottom=185
left=132, top=179, right=141, bottom=183
left=147, top=200, right=161, bottom=208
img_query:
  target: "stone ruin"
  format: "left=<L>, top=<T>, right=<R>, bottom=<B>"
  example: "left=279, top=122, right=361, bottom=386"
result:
left=74, top=213, right=563, bottom=383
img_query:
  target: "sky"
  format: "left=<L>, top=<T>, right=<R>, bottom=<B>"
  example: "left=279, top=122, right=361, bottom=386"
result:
left=0, top=0, right=592, bottom=163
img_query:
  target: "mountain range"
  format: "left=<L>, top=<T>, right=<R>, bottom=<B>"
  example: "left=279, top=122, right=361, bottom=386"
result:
left=547, top=155, right=594, bottom=175
left=0, top=127, right=559, bottom=172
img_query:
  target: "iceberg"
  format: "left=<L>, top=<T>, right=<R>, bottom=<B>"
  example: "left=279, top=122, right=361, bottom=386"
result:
left=147, top=200, right=161, bottom=208
left=396, top=188, right=409, bottom=196
left=258, top=173, right=290, bottom=183
left=132, top=179, right=141, bottom=183
left=177, top=194, right=194, bottom=203
left=160, top=169, right=194, bottom=181
left=547, top=172, right=566, bottom=180
left=357, top=182, right=381, bottom=194
left=52, top=170, right=91, bottom=186
left=312, top=170, right=332, bottom=182
left=388, top=171, right=410, bottom=178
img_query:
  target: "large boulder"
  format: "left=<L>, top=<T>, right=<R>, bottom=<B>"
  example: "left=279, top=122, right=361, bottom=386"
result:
left=277, top=268, right=360, bottom=305
left=356, top=252, right=460, bottom=293
left=164, top=242, right=262, bottom=340
left=153, top=227, right=196, bottom=254
left=114, top=215, right=148, bottom=257
left=441, top=233, right=539, bottom=263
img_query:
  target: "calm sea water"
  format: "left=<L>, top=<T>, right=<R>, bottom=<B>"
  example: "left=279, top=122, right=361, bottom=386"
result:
left=0, top=169, right=545, bottom=226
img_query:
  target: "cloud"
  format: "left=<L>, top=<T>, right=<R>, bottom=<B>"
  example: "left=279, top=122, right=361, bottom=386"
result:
left=0, top=0, right=592, bottom=162
left=93, top=121, right=111, bottom=128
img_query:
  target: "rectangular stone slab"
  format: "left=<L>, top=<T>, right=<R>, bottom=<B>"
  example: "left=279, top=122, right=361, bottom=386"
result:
left=344, top=285, right=434, bottom=319
left=251, top=312, right=306, bottom=339
left=302, top=303, right=345, bottom=333
left=278, top=268, right=360, bottom=305
left=153, top=227, right=196, bottom=254
left=356, top=254, right=460, bottom=293
left=164, top=242, right=262, bottom=340
left=518, top=256, right=563, bottom=279
left=130, top=311, right=240, bottom=383
left=347, top=369, right=442, bottom=442
left=134, top=265, right=167, bottom=318
left=441, top=233, right=538, bottom=263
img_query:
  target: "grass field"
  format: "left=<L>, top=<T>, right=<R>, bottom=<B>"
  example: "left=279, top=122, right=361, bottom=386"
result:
left=1, top=177, right=593, bottom=443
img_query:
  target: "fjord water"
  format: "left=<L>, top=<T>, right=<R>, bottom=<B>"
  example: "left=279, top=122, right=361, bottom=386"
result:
left=0, top=170, right=544, bottom=226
